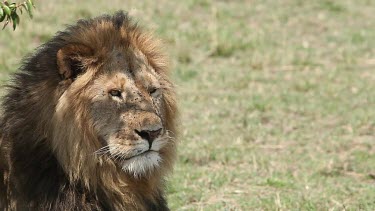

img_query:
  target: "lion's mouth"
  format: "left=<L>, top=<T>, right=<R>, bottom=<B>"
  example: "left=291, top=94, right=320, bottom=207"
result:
left=123, top=149, right=158, bottom=161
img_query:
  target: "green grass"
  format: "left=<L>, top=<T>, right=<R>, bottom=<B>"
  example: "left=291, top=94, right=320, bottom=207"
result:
left=1, top=0, right=375, bottom=210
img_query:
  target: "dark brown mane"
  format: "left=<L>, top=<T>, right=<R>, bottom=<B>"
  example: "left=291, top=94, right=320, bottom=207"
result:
left=0, top=11, right=176, bottom=211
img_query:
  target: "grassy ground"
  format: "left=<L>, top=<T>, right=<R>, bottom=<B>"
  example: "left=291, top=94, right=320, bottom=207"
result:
left=1, top=0, right=375, bottom=210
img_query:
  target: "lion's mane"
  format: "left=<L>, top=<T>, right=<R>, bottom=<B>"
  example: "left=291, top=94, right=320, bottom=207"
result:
left=0, top=11, right=177, bottom=210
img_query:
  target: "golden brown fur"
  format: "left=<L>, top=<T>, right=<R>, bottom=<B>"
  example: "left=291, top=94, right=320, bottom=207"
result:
left=0, top=11, right=177, bottom=210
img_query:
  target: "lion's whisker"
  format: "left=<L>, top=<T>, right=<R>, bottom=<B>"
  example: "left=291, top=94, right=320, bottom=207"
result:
left=94, top=144, right=124, bottom=159
left=109, top=146, right=126, bottom=162
left=95, top=148, right=111, bottom=155
left=94, top=146, right=111, bottom=154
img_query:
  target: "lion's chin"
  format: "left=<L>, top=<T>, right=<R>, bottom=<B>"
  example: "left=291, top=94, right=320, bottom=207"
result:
left=121, top=151, right=162, bottom=177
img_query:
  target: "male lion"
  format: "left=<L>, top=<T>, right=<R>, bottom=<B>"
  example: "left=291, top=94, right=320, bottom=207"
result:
left=0, top=11, right=177, bottom=210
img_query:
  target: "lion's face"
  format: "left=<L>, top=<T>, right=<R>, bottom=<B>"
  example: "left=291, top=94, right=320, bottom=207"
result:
left=85, top=49, right=171, bottom=176
left=54, top=41, right=175, bottom=178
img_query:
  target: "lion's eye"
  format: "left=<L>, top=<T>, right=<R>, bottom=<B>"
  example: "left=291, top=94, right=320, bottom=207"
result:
left=149, top=88, right=158, bottom=95
left=149, top=87, right=161, bottom=98
left=109, top=89, right=122, bottom=98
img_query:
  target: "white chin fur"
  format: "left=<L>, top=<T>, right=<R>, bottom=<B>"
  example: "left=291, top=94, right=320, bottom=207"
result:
left=121, top=151, right=162, bottom=177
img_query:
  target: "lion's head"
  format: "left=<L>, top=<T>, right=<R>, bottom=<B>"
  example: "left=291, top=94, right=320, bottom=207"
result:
left=47, top=12, right=177, bottom=181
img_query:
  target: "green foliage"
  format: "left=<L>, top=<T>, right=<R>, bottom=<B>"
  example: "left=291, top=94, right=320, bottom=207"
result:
left=0, top=0, right=35, bottom=30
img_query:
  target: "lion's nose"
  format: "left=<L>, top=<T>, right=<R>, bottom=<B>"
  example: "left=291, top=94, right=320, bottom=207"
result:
left=135, top=128, right=162, bottom=146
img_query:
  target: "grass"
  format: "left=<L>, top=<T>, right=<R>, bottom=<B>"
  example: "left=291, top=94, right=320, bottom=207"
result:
left=1, top=0, right=375, bottom=210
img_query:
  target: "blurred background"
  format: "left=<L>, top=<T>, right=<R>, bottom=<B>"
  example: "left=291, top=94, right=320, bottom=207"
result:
left=1, top=0, right=374, bottom=210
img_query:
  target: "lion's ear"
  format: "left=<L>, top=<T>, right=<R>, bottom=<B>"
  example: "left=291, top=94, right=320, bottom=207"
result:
left=56, top=44, right=94, bottom=80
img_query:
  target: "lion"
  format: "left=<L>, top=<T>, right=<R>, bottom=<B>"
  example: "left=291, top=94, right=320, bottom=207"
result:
left=0, top=11, right=177, bottom=210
